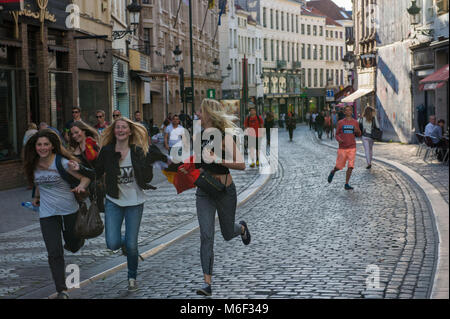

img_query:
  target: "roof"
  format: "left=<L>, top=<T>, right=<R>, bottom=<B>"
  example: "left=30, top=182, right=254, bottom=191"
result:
left=301, top=6, right=326, bottom=18
left=306, top=6, right=343, bottom=26
left=307, top=0, right=352, bottom=21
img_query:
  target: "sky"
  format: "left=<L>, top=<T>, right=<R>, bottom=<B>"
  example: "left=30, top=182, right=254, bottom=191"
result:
left=331, top=0, right=353, bottom=11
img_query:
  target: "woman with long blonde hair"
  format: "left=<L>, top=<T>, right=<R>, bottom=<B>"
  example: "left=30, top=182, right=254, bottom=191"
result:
left=78, top=116, right=160, bottom=291
left=180, top=99, right=251, bottom=296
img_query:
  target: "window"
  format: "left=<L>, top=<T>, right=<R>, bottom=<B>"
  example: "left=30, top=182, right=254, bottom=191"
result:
left=335, top=31, right=338, bottom=38
left=308, top=69, right=311, bottom=87
left=301, top=68, right=306, bottom=87
left=282, top=41, right=285, bottom=60
left=292, top=15, right=295, bottom=33
left=437, top=0, right=449, bottom=15
left=287, top=13, right=289, bottom=32
left=314, top=69, right=317, bottom=87
left=326, top=69, right=329, bottom=82
left=336, top=47, right=339, bottom=61
left=276, top=10, right=279, bottom=29
left=335, top=70, right=339, bottom=85
left=263, top=8, right=267, bottom=27
left=296, top=16, right=299, bottom=33
left=340, top=70, right=344, bottom=86
left=296, top=43, right=299, bottom=61
left=264, top=39, right=267, bottom=60
left=301, top=44, right=305, bottom=59
left=143, top=28, right=152, bottom=55
left=320, top=26, right=323, bottom=36
left=307, top=44, right=311, bottom=59
left=330, top=46, right=333, bottom=60
left=276, top=40, right=279, bottom=60
left=307, top=25, right=311, bottom=35
left=313, top=25, right=317, bottom=36
left=0, top=69, right=18, bottom=161
left=326, top=30, right=329, bottom=37
left=292, top=44, right=295, bottom=63
left=340, top=32, right=343, bottom=39
left=142, top=0, right=150, bottom=4
left=320, top=69, right=324, bottom=87
left=313, top=45, right=317, bottom=60
left=340, top=46, right=343, bottom=60
left=270, top=9, right=273, bottom=29
left=320, top=45, right=323, bottom=60
left=301, top=24, right=305, bottom=34
left=281, top=12, right=284, bottom=31
left=326, top=45, right=329, bottom=60
left=271, top=40, right=274, bottom=61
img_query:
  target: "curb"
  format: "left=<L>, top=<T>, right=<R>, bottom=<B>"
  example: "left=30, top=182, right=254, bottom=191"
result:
left=311, top=131, right=449, bottom=299
left=48, top=161, right=272, bottom=299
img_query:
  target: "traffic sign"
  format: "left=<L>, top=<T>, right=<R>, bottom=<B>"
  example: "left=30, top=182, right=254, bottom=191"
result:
left=326, top=89, right=335, bottom=101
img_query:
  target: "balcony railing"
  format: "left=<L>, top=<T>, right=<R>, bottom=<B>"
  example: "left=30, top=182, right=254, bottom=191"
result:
left=277, top=60, right=287, bottom=69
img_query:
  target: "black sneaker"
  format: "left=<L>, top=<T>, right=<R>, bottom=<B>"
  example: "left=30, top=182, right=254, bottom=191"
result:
left=239, top=221, right=251, bottom=245
left=196, top=283, right=212, bottom=296
left=366, top=164, right=372, bottom=169
left=56, top=291, right=69, bottom=299
left=328, top=171, right=335, bottom=183
left=344, top=184, right=354, bottom=190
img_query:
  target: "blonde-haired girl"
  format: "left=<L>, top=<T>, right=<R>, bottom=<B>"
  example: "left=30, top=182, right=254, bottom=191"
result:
left=94, top=116, right=163, bottom=291
left=180, top=99, right=251, bottom=296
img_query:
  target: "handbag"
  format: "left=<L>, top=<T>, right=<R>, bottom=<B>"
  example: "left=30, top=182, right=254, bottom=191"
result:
left=194, top=170, right=226, bottom=198
left=371, top=120, right=383, bottom=140
left=74, top=189, right=104, bottom=239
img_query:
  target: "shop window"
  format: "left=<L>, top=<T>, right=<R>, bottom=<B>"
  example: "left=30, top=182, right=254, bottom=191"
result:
left=0, top=69, right=18, bottom=161
left=436, top=0, right=449, bottom=14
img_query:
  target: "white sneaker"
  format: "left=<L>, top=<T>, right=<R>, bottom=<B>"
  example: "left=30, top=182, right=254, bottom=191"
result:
left=128, top=279, right=139, bottom=292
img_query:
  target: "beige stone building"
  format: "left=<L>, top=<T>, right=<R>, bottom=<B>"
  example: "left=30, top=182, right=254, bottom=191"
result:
left=141, top=0, right=222, bottom=126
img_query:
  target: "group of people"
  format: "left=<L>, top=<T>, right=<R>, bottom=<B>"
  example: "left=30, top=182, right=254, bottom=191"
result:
left=22, top=100, right=251, bottom=299
left=306, top=110, right=340, bottom=140
left=424, top=115, right=447, bottom=161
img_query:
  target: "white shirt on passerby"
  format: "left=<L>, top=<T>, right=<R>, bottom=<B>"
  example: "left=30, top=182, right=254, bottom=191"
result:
left=362, top=117, right=380, bottom=136
left=106, top=151, right=147, bottom=207
left=168, top=125, right=185, bottom=148
left=34, top=158, right=79, bottom=219
left=311, top=113, right=318, bottom=122
left=425, top=122, right=441, bottom=144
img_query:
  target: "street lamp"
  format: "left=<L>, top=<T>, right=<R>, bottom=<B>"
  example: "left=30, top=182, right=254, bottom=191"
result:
left=112, top=1, right=142, bottom=40
left=407, top=0, right=421, bottom=26
left=163, top=45, right=183, bottom=71
left=221, top=64, right=232, bottom=80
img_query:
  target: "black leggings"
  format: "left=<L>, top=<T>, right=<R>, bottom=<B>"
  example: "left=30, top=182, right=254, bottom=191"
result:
left=39, top=212, right=84, bottom=293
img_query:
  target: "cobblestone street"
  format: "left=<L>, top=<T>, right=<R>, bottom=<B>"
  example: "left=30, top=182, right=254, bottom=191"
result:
left=56, top=126, right=439, bottom=299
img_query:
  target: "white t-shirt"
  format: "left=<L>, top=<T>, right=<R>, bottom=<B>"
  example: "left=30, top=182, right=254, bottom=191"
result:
left=362, top=117, right=380, bottom=136
left=34, top=157, right=79, bottom=219
left=168, top=126, right=185, bottom=148
left=106, top=151, right=147, bottom=207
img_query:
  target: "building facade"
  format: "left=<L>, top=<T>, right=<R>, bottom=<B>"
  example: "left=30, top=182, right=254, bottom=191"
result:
left=141, top=0, right=222, bottom=127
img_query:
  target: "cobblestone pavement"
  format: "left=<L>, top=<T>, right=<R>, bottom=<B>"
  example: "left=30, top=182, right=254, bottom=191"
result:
left=67, top=126, right=438, bottom=299
left=0, top=164, right=260, bottom=298
left=312, top=127, right=449, bottom=204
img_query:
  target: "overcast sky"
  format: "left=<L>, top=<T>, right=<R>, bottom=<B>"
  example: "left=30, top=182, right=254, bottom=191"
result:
left=332, top=0, right=352, bottom=11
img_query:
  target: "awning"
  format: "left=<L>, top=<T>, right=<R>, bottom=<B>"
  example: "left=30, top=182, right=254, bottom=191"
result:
left=419, top=64, right=448, bottom=91
left=341, top=89, right=373, bottom=103
left=0, top=38, right=22, bottom=48
left=130, top=71, right=152, bottom=82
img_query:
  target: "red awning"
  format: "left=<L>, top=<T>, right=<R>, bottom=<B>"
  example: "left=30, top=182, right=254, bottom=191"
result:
left=419, top=64, right=449, bottom=90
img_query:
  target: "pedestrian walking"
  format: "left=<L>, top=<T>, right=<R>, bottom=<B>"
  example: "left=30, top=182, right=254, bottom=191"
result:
left=134, top=110, right=151, bottom=145
left=315, top=111, right=325, bottom=140
left=286, top=112, right=296, bottom=142
left=23, top=129, right=90, bottom=299
left=331, top=110, right=338, bottom=139
left=68, top=121, right=105, bottom=212
left=264, top=111, right=275, bottom=146
left=93, top=117, right=168, bottom=292
left=64, top=106, right=83, bottom=143
left=359, top=106, right=380, bottom=169
left=179, top=98, right=250, bottom=297
left=324, top=112, right=332, bottom=139
left=306, top=112, right=311, bottom=130
left=244, top=106, right=264, bottom=167
left=311, top=112, right=318, bottom=131
left=327, top=105, right=362, bottom=190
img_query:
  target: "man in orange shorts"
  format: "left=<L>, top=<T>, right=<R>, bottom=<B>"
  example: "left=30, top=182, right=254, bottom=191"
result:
left=327, top=105, right=361, bottom=190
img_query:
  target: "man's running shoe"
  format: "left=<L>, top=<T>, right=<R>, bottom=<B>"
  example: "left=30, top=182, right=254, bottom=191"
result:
left=344, top=184, right=354, bottom=190
left=328, top=171, right=335, bottom=183
left=128, top=279, right=139, bottom=292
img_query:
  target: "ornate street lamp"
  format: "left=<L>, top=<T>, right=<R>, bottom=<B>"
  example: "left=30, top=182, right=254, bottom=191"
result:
left=112, top=1, right=142, bottom=40
left=407, top=0, right=421, bottom=26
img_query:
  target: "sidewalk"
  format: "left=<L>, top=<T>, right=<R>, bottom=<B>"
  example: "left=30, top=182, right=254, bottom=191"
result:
left=308, top=126, right=449, bottom=299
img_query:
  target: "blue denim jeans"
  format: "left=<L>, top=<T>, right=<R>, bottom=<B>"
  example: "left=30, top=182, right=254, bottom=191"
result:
left=104, top=199, right=144, bottom=279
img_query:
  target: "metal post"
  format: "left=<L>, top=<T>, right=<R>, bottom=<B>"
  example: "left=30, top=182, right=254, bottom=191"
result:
left=179, top=67, right=186, bottom=128
left=189, top=0, right=195, bottom=119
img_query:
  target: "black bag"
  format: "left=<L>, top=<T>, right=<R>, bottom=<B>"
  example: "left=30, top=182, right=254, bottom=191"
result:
left=371, top=121, right=383, bottom=140
left=74, top=194, right=104, bottom=239
left=194, top=170, right=226, bottom=198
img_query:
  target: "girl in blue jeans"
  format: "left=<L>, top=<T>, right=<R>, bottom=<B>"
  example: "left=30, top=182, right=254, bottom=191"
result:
left=90, top=116, right=167, bottom=292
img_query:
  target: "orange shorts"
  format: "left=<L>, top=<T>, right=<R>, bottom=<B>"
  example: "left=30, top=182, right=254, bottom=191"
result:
left=335, top=148, right=356, bottom=170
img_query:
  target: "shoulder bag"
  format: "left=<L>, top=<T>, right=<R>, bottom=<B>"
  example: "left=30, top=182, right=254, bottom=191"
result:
left=194, top=170, right=226, bottom=198
left=371, top=120, right=383, bottom=140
